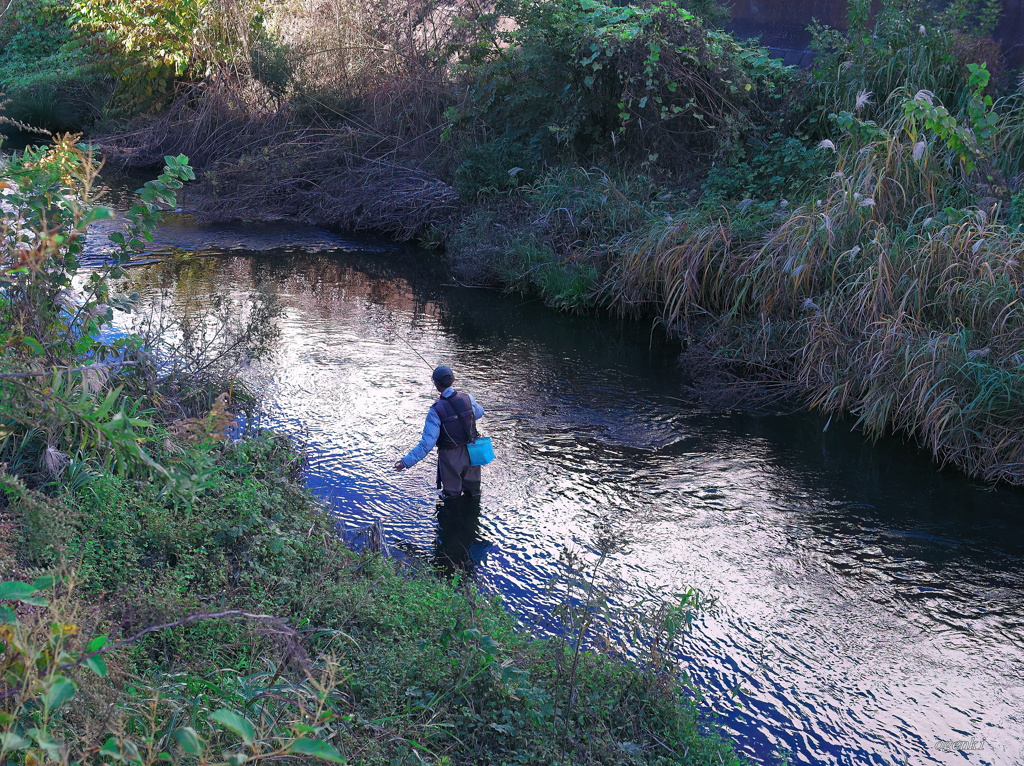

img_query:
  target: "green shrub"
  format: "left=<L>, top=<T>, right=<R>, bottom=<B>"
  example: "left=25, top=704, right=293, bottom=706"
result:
left=703, top=133, right=832, bottom=202
left=0, top=0, right=106, bottom=131
left=454, top=137, right=537, bottom=199
left=454, top=0, right=793, bottom=172
left=809, top=0, right=1006, bottom=131
left=502, top=234, right=600, bottom=311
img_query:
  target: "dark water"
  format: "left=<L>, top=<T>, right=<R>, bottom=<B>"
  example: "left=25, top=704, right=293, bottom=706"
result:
left=95, top=218, right=1024, bottom=766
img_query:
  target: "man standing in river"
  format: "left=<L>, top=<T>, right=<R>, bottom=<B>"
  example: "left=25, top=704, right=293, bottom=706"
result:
left=394, top=365, right=485, bottom=499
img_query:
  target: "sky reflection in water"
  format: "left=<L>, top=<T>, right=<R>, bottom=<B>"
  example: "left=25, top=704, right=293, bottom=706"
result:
left=110, top=234, right=1024, bottom=766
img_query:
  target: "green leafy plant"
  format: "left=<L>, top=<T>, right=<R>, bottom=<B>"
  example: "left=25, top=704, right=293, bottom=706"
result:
left=454, top=0, right=793, bottom=173
left=902, top=63, right=998, bottom=174
left=0, top=576, right=349, bottom=766
left=69, top=0, right=259, bottom=108
left=0, top=136, right=197, bottom=491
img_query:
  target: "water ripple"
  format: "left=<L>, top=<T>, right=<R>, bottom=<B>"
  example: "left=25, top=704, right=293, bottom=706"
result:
left=110, top=241, right=1024, bottom=766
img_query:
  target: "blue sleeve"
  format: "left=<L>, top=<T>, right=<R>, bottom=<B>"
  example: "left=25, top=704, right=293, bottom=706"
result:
left=469, top=394, right=484, bottom=420
left=402, top=407, right=440, bottom=467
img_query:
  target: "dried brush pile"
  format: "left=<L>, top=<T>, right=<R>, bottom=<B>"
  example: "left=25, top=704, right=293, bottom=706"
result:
left=95, top=0, right=488, bottom=237
left=100, top=82, right=460, bottom=238
left=200, top=131, right=460, bottom=237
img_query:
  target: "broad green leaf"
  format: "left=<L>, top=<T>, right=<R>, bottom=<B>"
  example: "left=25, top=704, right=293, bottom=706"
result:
left=210, top=709, right=255, bottom=745
left=0, top=605, right=17, bottom=624
left=22, top=337, right=44, bottom=356
left=121, top=737, right=142, bottom=763
left=0, top=581, right=36, bottom=601
left=287, top=738, right=346, bottom=763
left=171, top=727, right=204, bottom=756
left=32, top=575, right=55, bottom=590
left=79, top=206, right=115, bottom=227
left=43, top=677, right=77, bottom=713
left=85, top=635, right=108, bottom=652
left=0, top=732, right=30, bottom=751
left=100, top=737, right=121, bottom=758
left=85, top=654, right=108, bottom=678
left=28, top=729, right=62, bottom=760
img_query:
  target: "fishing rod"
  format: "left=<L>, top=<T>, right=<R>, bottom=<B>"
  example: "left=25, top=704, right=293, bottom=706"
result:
left=394, top=333, right=518, bottom=419
left=397, top=332, right=435, bottom=372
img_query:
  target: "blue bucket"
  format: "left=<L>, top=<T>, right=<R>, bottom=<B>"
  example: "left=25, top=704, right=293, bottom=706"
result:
left=467, top=436, right=495, bottom=466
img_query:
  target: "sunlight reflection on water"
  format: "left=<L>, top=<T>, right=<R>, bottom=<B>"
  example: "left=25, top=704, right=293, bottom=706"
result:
left=105, top=225, right=1024, bottom=766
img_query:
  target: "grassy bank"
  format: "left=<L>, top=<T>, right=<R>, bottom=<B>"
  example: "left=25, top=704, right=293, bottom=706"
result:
left=6, top=0, right=1024, bottom=483
left=1, top=437, right=739, bottom=765
left=0, top=126, right=739, bottom=764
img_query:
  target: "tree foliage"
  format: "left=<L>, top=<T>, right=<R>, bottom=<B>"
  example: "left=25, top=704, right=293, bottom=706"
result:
left=452, top=0, right=793, bottom=189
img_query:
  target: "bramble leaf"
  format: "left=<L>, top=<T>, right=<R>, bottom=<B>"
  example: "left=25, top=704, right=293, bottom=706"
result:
left=85, top=654, right=108, bottom=677
left=42, top=677, right=77, bottom=713
left=0, top=581, right=36, bottom=601
left=171, top=727, right=204, bottom=756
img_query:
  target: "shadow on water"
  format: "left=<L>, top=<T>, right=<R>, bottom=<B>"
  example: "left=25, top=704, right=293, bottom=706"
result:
left=103, top=219, right=1024, bottom=766
left=432, top=496, right=491, bottom=576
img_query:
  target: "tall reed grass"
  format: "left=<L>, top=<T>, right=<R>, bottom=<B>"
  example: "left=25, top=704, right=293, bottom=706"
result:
left=604, top=92, right=1024, bottom=483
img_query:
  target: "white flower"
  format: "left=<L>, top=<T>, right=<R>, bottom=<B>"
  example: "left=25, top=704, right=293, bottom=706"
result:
left=858, top=197, right=875, bottom=208
left=855, top=90, right=873, bottom=112
left=914, top=90, right=935, bottom=105
left=818, top=139, right=837, bottom=152
left=912, top=141, right=927, bottom=161
left=801, top=298, right=820, bottom=311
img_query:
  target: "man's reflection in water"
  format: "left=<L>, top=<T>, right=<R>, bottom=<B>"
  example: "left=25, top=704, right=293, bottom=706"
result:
left=433, top=494, right=490, bottom=576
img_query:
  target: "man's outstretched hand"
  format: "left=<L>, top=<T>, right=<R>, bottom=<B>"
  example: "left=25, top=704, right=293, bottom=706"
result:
left=393, top=459, right=406, bottom=471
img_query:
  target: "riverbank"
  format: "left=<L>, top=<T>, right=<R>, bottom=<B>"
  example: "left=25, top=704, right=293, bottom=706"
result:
left=1, top=434, right=742, bottom=765
left=56, top=0, right=1024, bottom=485
left=6, top=0, right=1024, bottom=486
left=0, top=132, right=742, bottom=764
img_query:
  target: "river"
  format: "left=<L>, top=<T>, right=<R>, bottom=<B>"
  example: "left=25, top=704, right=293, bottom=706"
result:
left=95, top=209, right=1023, bottom=766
